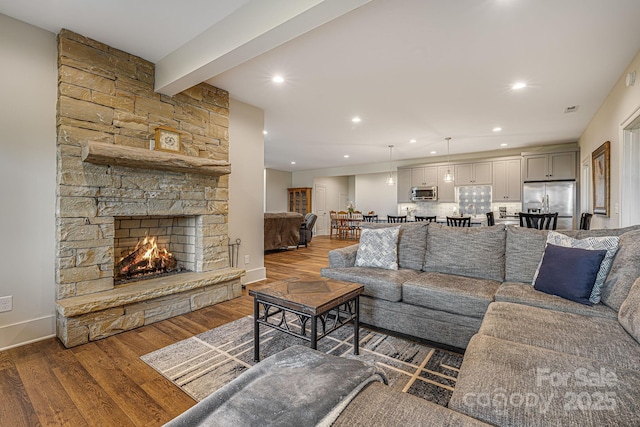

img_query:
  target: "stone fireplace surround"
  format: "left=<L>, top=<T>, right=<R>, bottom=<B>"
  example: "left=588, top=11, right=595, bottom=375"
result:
left=55, top=30, right=244, bottom=347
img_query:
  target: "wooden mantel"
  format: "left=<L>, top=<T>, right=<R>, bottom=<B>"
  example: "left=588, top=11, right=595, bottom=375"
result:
left=81, top=141, right=231, bottom=177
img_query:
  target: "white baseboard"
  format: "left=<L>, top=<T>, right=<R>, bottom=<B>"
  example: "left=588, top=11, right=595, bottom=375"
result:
left=242, top=267, right=267, bottom=285
left=0, top=315, right=56, bottom=351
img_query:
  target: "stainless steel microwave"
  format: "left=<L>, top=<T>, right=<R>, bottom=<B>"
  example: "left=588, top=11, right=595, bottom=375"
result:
left=411, top=186, right=438, bottom=201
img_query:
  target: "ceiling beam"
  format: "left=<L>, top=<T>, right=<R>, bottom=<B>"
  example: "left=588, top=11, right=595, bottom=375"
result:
left=154, top=0, right=370, bottom=96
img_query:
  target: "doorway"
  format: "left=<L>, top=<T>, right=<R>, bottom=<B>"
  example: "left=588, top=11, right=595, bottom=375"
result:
left=621, top=111, right=640, bottom=226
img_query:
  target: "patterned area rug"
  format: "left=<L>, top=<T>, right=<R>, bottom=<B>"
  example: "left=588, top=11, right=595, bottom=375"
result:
left=141, top=315, right=463, bottom=406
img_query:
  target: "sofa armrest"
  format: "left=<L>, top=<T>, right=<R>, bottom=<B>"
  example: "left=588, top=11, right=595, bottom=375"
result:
left=328, top=244, right=359, bottom=268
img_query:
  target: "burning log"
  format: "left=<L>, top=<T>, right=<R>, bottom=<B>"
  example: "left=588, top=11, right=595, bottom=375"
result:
left=117, top=242, right=153, bottom=275
left=116, top=237, right=178, bottom=280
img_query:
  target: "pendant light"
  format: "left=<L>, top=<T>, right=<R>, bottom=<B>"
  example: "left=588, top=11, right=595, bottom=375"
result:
left=443, top=137, right=454, bottom=183
left=385, top=145, right=395, bottom=186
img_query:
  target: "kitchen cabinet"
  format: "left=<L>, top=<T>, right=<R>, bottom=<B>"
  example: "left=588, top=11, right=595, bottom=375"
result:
left=523, top=152, right=576, bottom=181
left=397, top=168, right=412, bottom=202
left=288, top=187, right=312, bottom=215
left=492, top=159, right=521, bottom=202
left=411, top=166, right=438, bottom=186
left=437, top=165, right=455, bottom=202
left=454, top=162, right=492, bottom=185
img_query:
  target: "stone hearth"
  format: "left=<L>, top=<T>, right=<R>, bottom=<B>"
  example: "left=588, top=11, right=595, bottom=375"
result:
left=55, top=30, right=243, bottom=347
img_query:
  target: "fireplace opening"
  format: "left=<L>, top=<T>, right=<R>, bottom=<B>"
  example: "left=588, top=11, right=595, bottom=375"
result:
left=114, top=216, right=196, bottom=285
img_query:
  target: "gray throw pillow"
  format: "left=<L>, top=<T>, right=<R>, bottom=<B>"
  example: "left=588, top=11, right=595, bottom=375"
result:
left=355, top=226, right=400, bottom=270
left=539, top=231, right=619, bottom=304
left=618, top=277, right=640, bottom=344
left=601, top=229, right=640, bottom=311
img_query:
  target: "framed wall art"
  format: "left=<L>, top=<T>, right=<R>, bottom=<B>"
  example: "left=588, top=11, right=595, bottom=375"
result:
left=592, top=140, right=610, bottom=216
left=154, top=126, right=181, bottom=153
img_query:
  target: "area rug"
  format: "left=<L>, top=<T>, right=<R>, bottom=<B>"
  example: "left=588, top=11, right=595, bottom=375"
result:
left=141, top=315, right=463, bottom=406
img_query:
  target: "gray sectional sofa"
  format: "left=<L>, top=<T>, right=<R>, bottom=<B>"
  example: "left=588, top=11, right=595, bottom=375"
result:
left=168, top=222, right=640, bottom=426
left=318, top=222, right=640, bottom=426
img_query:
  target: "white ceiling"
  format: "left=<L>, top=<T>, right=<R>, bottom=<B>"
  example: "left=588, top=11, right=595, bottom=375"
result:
left=3, top=0, right=640, bottom=172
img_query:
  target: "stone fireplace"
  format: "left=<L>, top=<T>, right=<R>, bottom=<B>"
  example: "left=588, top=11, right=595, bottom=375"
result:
left=55, top=30, right=244, bottom=347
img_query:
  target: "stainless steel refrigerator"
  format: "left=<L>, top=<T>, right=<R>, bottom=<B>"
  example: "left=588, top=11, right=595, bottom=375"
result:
left=522, top=181, right=576, bottom=229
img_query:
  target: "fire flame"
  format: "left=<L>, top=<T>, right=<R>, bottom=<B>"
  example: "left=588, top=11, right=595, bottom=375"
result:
left=116, top=235, right=177, bottom=279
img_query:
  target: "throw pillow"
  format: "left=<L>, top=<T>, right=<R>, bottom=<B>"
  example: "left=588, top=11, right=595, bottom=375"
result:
left=618, top=277, right=640, bottom=345
left=533, top=243, right=607, bottom=305
left=355, top=226, right=400, bottom=270
left=542, top=231, right=619, bottom=304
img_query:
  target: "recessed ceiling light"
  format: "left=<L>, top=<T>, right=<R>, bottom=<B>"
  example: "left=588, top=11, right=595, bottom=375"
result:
left=291, top=161, right=296, bottom=165
left=493, top=127, right=502, bottom=132
left=263, top=130, right=268, bottom=135
left=344, top=154, right=350, bottom=158
left=430, top=151, right=437, bottom=154
left=409, top=139, right=417, bottom=143
left=272, top=75, right=285, bottom=83
left=511, top=82, right=527, bottom=90
left=352, top=116, right=361, bottom=123
left=500, top=143, right=508, bottom=147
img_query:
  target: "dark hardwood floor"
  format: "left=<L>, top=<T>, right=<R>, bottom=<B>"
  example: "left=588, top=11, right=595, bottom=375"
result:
left=0, top=236, right=355, bottom=427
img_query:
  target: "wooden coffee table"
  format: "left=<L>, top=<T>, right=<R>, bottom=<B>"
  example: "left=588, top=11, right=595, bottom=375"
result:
left=249, top=278, right=364, bottom=362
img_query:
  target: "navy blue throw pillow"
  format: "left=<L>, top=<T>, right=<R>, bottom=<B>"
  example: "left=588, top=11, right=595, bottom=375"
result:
left=533, top=243, right=607, bottom=305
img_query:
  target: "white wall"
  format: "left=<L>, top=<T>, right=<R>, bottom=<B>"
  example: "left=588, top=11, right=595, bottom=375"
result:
left=264, top=168, right=291, bottom=212
left=579, top=48, right=640, bottom=229
left=0, top=15, right=57, bottom=350
left=355, top=172, right=399, bottom=217
left=228, top=99, right=266, bottom=285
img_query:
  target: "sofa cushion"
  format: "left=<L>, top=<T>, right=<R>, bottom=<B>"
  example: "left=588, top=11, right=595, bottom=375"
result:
left=449, top=335, right=640, bottom=427
left=532, top=244, right=607, bottom=305
left=495, top=282, right=618, bottom=319
left=360, top=222, right=428, bottom=270
left=619, top=277, right=640, bottom=345
left=480, top=302, right=640, bottom=371
left=423, top=224, right=506, bottom=281
left=355, top=226, right=400, bottom=270
left=543, top=231, right=619, bottom=303
left=320, top=267, right=419, bottom=302
left=403, top=272, right=500, bottom=318
left=601, top=229, right=640, bottom=311
left=504, top=226, right=580, bottom=283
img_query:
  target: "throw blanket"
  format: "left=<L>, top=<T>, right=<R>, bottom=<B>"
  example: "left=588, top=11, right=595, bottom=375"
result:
left=163, top=345, right=388, bottom=427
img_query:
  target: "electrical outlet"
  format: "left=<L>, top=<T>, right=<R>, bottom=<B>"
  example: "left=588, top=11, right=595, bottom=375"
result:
left=244, top=255, right=250, bottom=265
left=0, top=296, right=12, bottom=313
left=615, top=203, right=619, bottom=214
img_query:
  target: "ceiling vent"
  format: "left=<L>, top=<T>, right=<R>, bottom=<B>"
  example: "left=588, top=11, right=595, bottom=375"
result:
left=564, top=105, right=579, bottom=114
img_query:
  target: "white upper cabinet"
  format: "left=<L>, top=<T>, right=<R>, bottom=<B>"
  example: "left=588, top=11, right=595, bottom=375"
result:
left=397, top=168, right=412, bottom=202
left=492, top=159, right=521, bottom=202
left=411, top=166, right=438, bottom=187
left=454, top=162, right=492, bottom=185
left=523, top=152, right=576, bottom=181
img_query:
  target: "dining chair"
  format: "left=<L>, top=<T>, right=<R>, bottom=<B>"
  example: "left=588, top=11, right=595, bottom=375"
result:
left=363, top=214, right=378, bottom=222
left=446, top=216, right=471, bottom=227
left=486, top=211, right=495, bottom=226
left=387, top=215, right=407, bottom=223
left=329, top=211, right=339, bottom=238
left=336, top=211, right=351, bottom=239
left=579, top=212, right=593, bottom=230
left=518, top=212, right=558, bottom=230
left=415, top=216, right=436, bottom=223
left=350, top=211, right=364, bottom=239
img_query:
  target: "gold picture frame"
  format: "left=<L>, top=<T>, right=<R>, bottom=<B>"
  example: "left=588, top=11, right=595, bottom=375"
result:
left=154, top=126, right=181, bottom=153
left=592, top=140, right=610, bottom=216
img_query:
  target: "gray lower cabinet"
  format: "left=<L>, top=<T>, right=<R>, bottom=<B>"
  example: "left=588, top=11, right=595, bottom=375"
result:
left=492, top=159, right=521, bottom=202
